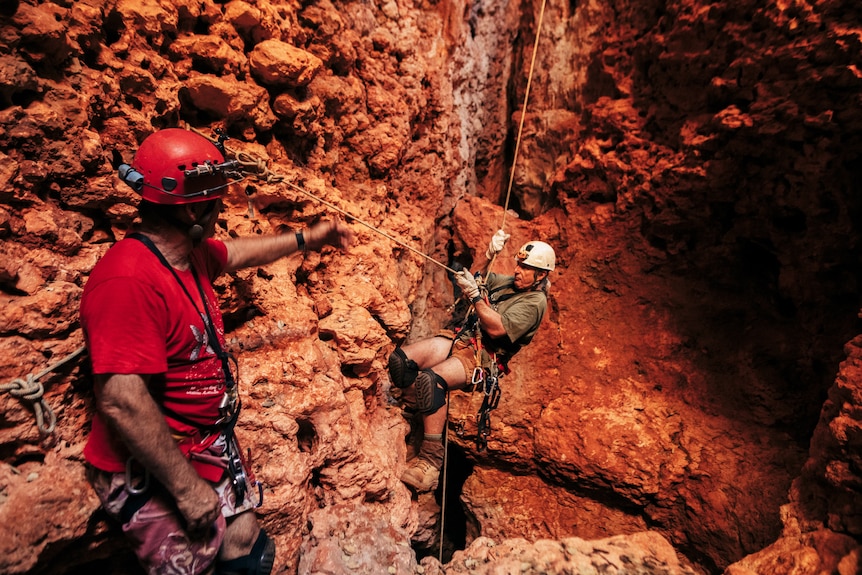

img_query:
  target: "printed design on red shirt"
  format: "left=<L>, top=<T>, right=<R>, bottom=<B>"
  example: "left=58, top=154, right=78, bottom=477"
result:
left=189, top=311, right=217, bottom=361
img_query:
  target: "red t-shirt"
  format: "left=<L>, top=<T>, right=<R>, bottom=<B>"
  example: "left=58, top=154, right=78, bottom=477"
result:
left=81, top=236, right=229, bottom=473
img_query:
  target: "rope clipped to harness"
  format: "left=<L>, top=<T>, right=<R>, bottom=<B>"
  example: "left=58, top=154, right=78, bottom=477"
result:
left=451, top=307, right=504, bottom=452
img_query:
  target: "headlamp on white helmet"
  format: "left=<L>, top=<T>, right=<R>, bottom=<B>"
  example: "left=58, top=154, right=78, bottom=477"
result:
left=515, top=241, right=555, bottom=271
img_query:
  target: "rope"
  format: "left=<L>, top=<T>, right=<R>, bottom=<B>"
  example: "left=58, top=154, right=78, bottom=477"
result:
left=437, top=0, right=548, bottom=557
left=198, top=7, right=552, bottom=554
left=500, top=0, right=547, bottom=235
left=205, top=140, right=460, bottom=276
left=487, top=0, right=548, bottom=277
left=1, top=344, right=87, bottom=435
left=438, top=396, right=450, bottom=565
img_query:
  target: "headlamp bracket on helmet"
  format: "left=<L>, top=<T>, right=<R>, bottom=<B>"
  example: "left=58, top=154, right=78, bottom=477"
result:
left=515, top=241, right=555, bottom=271
left=181, top=159, right=242, bottom=181
left=112, top=129, right=244, bottom=205
left=115, top=158, right=241, bottom=198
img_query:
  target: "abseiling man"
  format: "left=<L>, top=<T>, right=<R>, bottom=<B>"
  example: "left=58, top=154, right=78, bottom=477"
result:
left=81, top=128, right=353, bottom=575
left=388, top=231, right=555, bottom=492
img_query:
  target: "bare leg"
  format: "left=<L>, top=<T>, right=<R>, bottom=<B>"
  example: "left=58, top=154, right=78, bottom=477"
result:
left=398, top=341, right=473, bottom=492
left=219, top=510, right=260, bottom=561
left=400, top=336, right=455, bottom=370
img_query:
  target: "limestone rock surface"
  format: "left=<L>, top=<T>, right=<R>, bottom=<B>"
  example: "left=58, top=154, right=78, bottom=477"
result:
left=0, top=0, right=860, bottom=574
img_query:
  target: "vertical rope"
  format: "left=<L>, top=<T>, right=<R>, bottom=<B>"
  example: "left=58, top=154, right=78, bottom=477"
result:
left=486, top=0, right=548, bottom=278
left=439, top=393, right=450, bottom=564
left=500, top=0, right=548, bottom=235
left=438, top=0, right=549, bottom=561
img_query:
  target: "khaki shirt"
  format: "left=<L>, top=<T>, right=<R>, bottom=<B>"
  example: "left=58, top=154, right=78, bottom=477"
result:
left=459, top=272, right=548, bottom=362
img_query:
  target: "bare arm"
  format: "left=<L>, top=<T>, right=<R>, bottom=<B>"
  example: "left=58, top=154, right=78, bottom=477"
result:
left=223, top=218, right=353, bottom=273
left=455, top=269, right=508, bottom=339
left=473, top=298, right=507, bottom=338
left=95, top=373, right=220, bottom=534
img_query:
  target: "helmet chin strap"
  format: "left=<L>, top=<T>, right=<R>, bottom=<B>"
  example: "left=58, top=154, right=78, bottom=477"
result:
left=188, top=203, right=217, bottom=245
left=524, top=270, right=548, bottom=291
left=154, top=201, right=217, bottom=245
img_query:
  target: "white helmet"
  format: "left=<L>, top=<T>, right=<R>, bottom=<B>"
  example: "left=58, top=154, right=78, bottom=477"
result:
left=516, top=241, right=555, bottom=271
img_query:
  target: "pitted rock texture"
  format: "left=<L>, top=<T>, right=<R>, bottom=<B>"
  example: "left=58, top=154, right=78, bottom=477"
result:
left=0, top=0, right=861, bottom=574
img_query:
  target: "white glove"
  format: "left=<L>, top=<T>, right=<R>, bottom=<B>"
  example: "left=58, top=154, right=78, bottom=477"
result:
left=455, top=270, right=481, bottom=301
left=486, top=229, right=511, bottom=260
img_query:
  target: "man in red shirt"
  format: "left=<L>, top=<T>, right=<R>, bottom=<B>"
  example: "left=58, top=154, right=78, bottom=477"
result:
left=81, top=128, right=353, bottom=575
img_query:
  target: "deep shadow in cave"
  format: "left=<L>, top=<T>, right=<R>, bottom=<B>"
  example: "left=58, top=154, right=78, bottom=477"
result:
left=414, top=443, right=474, bottom=564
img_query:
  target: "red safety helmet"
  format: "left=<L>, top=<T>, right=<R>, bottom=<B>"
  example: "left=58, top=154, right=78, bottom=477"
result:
left=120, top=128, right=231, bottom=205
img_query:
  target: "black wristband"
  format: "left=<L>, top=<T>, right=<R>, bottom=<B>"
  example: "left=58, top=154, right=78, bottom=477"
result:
left=471, top=295, right=483, bottom=304
left=295, top=231, right=306, bottom=251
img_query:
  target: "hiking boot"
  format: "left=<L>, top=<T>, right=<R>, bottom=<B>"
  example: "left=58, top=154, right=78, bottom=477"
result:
left=401, top=457, right=441, bottom=492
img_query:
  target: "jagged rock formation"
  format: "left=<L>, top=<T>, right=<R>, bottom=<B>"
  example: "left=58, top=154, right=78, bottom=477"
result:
left=0, top=0, right=860, bottom=574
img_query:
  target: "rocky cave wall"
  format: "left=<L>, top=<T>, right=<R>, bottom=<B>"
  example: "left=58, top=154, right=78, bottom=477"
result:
left=0, top=0, right=861, bottom=574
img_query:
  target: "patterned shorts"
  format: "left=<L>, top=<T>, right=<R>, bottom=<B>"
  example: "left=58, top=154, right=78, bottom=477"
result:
left=87, top=436, right=259, bottom=575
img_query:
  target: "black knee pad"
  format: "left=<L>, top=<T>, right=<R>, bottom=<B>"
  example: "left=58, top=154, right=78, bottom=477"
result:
left=414, top=369, right=448, bottom=414
left=216, top=528, right=275, bottom=575
left=388, top=348, right=419, bottom=389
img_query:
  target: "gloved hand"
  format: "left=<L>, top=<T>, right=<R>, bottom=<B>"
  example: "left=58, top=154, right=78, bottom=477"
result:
left=455, top=270, right=481, bottom=302
left=486, top=229, right=511, bottom=260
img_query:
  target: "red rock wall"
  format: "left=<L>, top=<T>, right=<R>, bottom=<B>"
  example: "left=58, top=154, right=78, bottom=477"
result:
left=0, top=0, right=860, bottom=574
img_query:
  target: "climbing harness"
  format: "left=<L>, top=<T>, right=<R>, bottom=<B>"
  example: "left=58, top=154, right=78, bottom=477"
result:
left=2, top=344, right=86, bottom=435
left=128, top=232, right=263, bottom=507
left=450, top=298, right=505, bottom=453
left=129, top=233, right=241, bottom=425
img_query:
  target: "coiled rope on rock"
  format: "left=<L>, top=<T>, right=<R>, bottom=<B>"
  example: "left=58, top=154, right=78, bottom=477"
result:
left=2, top=344, right=87, bottom=435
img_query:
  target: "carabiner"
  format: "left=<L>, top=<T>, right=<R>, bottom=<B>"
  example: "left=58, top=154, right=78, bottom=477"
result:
left=454, top=420, right=466, bottom=437
left=471, top=367, right=485, bottom=386
left=124, top=457, right=150, bottom=495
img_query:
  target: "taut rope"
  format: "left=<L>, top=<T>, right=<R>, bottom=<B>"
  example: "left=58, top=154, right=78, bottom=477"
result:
left=439, top=0, right=549, bottom=561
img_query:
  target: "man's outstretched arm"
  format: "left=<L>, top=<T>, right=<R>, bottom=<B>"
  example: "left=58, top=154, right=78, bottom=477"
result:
left=223, top=218, right=353, bottom=273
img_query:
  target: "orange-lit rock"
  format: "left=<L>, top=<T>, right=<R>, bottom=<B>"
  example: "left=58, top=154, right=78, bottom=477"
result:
left=0, top=0, right=860, bottom=573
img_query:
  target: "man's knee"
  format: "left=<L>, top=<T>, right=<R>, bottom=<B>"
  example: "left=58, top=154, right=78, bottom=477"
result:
left=414, top=369, right=448, bottom=414
left=216, top=528, right=275, bottom=575
left=388, top=347, right=419, bottom=389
